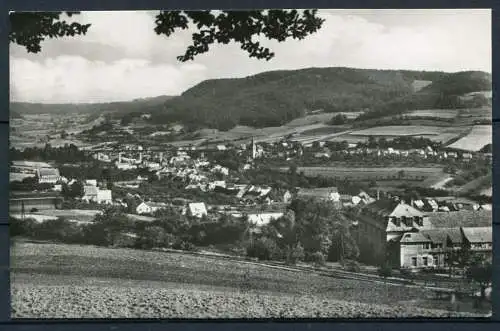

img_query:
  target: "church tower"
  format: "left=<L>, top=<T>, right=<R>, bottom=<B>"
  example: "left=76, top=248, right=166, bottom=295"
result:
left=251, top=137, right=257, bottom=159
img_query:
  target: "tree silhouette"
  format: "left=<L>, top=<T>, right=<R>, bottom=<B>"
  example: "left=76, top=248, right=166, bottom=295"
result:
left=9, top=10, right=325, bottom=61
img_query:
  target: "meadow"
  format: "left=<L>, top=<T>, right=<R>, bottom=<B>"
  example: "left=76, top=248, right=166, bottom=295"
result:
left=330, top=126, right=468, bottom=145
left=446, top=125, right=492, bottom=152
left=405, top=109, right=458, bottom=119
left=292, top=166, right=445, bottom=182
left=11, top=242, right=487, bottom=318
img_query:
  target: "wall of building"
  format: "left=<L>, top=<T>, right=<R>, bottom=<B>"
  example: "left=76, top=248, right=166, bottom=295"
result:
left=399, top=242, right=446, bottom=269
left=353, top=214, right=387, bottom=265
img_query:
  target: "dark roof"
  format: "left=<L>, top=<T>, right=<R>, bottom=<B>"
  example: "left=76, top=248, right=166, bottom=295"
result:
left=462, top=227, right=492, bottom=243
left=359, top=199, right=423, bottom=218
left=428, top=210, right=492, bottom=228
left=420, top=228, right=463, bottom=244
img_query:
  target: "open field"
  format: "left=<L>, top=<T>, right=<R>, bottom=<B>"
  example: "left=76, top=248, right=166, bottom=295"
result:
left=11, top=242, right=487, bottom=318
left=288, top=166, right=445, bottom=182
left=330, top=126, right=468, bottom=145
left=299, top=126, right=348, bottom=136
left=405, top=109, right=458, bottom=119
left=447, top=125, right=491, bottom=152
left=352, top=126, right=445, bottom=137
left=10, top=209, right=156, bottom=224
left=457, top=108, right=491, bottom=120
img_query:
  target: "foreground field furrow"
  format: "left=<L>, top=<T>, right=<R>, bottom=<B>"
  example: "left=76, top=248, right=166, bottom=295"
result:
left=11, top=285, right=482, bottom=319
left=11, top=243, right=492, bottom=318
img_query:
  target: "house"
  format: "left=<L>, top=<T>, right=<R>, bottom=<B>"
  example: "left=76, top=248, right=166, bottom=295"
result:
left=208, top=180, right=226, bottom=191
left=246, top=212, right=284, bottom=227
left=296, top=187, right=341, bottom=202
left=352, top=199, right=433, bottom=265
left=413, top=200, right=425, bottom=210
left=136, top=201, right=167, bottom=215
left=398, top=228, right=462, bottom=269
left=462, top=153, right=473, bottom=160
left=427, top=209, right=491, bottom=228
left=216, top=145, right=227, bottom=151
left=461, top=226, right=492, bottom=256
left=187, top=202, right=208, bottom=218
left=422, top=199, right=439, bottom=212
left=82, top=185, right=113, bottom=204
left=283, top=190, right=293, bottom=204
left=85, top=179, right=98, bottom=187
left=96, top=190, right=113, bottom=204
left=36, top=168, right=61, bottom=184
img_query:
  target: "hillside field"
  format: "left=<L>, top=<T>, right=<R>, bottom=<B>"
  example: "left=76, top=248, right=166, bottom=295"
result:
left=446, top=125, right=492, bottom=152
left=284, top=166, right=445, bottom=184
left=11, top=242, right=488, bottom=318
left=329, top=126, right=468, bottom=145
left=405, top=109, right=458, bottom=119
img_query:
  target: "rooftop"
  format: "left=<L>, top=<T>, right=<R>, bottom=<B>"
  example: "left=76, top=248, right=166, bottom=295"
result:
left=428, top=210, right=491, bottom=228
left=462, top=226, right=492, bottom=243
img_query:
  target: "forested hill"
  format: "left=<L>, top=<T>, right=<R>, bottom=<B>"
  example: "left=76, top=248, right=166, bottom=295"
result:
left=10, top=95, right=175, bottom=116
left=151, top=67, right=491, bottom=130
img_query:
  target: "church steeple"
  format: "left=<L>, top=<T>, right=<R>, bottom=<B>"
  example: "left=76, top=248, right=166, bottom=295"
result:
left=251, top=136, right=257, bottom=159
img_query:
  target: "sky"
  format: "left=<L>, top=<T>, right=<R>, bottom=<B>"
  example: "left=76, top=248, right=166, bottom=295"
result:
left=10, top=9, right=492, bottom=104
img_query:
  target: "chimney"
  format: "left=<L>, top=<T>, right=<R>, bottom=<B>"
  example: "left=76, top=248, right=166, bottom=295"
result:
left=159, top=152, right=163, bottom=164
left=118, top=152, right=122, bottom=163
left=377, top=190, right=380, bottom=201
left=139, top=152, right=143, bottom=163
left=410, top=199, right=414, bottom=207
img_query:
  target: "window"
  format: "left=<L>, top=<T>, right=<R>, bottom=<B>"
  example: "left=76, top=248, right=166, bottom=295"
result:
left=422, top=257, right=428, bottom=266
left=411, top=257, right=417, bottom=267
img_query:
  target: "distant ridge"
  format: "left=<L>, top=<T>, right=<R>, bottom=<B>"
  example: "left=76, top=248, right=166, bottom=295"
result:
left=149, top=67, right=491, bottom=130
left=10, top=95, right=176, bottom=116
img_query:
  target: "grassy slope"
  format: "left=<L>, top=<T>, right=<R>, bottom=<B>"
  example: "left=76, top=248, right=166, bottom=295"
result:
left=11, top=242, right=490, bottom=318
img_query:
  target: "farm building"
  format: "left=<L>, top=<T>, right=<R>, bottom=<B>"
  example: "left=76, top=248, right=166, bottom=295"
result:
left=82, top=186, right=113, bottom=204
left=36, top=167, right=61, bottom=184
left=9, top=192, right=62, bottom=212
left=350, top=199, right=433, bottom=265
left=398, top=226, right=492, bottom=270
left=462, top=226, right=492, bottom=257
left=187, top=202, right=208, bottom=218
left=398, top=228, right=462, bottom=270
left=136, top=201, right=168, bottom=215
left=427, top=210, right=491, bottom=228
left=246, top=212, right=284, bottom=227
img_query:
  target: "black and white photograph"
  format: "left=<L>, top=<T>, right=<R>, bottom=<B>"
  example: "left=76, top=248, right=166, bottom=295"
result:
left=8, top=9, right=492, bottom=318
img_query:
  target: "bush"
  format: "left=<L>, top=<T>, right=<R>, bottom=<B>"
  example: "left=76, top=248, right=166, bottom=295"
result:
left=311, top=251, right=326, bottom=267
left=378, top=262, right=393, bottom=279
left=286, top=243, right=305, bottom=265
left=246, top=237, right=282, bottom=261
left=343, top=259, right=361, bottom=272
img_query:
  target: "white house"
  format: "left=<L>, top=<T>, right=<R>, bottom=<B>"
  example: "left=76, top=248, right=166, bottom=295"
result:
left=283, top=190, right=293, bottom=204
left=216, top=145, right=227, bottom=151
left=136, top=201, right=167, bottom=215
left=247, top=212, right=284, bottom=227
left=36, top=168, right=61, bottom=184
left=188, top=202, right=208, bottom=218
left=82, top=186, right=113, bottom=204
left=85, top=179, right=98, bottom=187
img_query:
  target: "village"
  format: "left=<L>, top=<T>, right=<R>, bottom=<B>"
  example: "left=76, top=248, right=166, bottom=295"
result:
left=9, top=129, right=492, bottom=278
